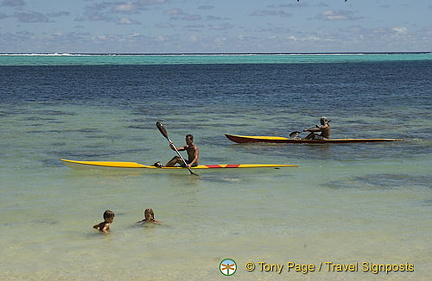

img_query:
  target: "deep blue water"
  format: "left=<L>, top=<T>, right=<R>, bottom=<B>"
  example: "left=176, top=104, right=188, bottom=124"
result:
left=2, top=60, right=431, bottom=109
left=2, top=60, right=431, bottom=141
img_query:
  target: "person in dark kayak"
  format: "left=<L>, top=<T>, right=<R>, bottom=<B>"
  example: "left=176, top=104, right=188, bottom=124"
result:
left=303, top=117, right=331, bottom=140
left=154, top=134, right=199, bottom=168
left=137, top=208, right=162, bottom=224
left=93, top=210, right=115, bottom=233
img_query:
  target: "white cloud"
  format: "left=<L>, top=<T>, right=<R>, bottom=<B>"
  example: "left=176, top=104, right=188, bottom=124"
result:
left=323, top=10, right=346, bottom=20
left=392, top=27, right=407, bottom=34
left=137, top=0, right=168, bottom=4
left=166, top=8, right=185, bottom=16
left=209, top=23, right=233, bottom=31
left=316, top=10, right=362, bottom=21
left=114, top=2, right=139, bottom=12
left=44, top=31, right=67, bottom=40
left=288, top=35, right=320, bottom=42
left=166, top=8, right=201, bottom=21
left=250, top=10, right=292, bottom=17
left=117, top=17, right=140, bottom=25
left=78, top=0, right=169, bottom=23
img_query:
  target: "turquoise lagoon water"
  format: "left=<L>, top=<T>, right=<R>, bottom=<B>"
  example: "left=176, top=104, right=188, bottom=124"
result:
left=1, top=52, right=431, bottom=66
left=0, top=53, right=431, bottom=280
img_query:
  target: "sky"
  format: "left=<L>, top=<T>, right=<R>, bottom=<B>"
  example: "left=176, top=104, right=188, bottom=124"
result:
left=0, top=0, right=431, bottom=53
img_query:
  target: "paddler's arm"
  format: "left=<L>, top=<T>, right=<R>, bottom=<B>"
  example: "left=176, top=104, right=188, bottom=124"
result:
left=169, top=142, right=187, bottom=151
left=303, top=126, right=321, bottom=133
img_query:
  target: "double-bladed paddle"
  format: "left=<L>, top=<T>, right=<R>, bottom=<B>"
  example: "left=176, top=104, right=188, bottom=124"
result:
left=156, top=121, right=198, bottom=176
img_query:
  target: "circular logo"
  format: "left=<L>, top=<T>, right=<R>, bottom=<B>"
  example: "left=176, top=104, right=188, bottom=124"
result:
left=219, top=258, right=237, bottom=276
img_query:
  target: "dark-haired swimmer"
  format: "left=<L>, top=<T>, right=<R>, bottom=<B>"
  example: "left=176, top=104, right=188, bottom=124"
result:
left=93, top=210, right=115, bottom=233
left=138, top=208, right=161, bottom=224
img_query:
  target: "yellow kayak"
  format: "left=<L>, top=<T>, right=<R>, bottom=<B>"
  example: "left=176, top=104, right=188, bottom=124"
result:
left=61, top=159, right=298, bottom=171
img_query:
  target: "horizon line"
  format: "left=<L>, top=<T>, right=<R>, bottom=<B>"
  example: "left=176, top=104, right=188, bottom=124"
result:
left=1, top=51, right=431, bottom=56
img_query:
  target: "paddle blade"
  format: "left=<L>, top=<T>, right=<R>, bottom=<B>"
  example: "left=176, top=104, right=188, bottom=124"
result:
left=156, top=121, right=169, bottom=139
left=289, top=131, right=301, bottom=139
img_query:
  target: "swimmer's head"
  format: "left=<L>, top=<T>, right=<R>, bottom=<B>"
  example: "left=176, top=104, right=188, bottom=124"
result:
left=144, top=208, right=155, bottom=220
left=103, top=210, right=115, bottom=221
